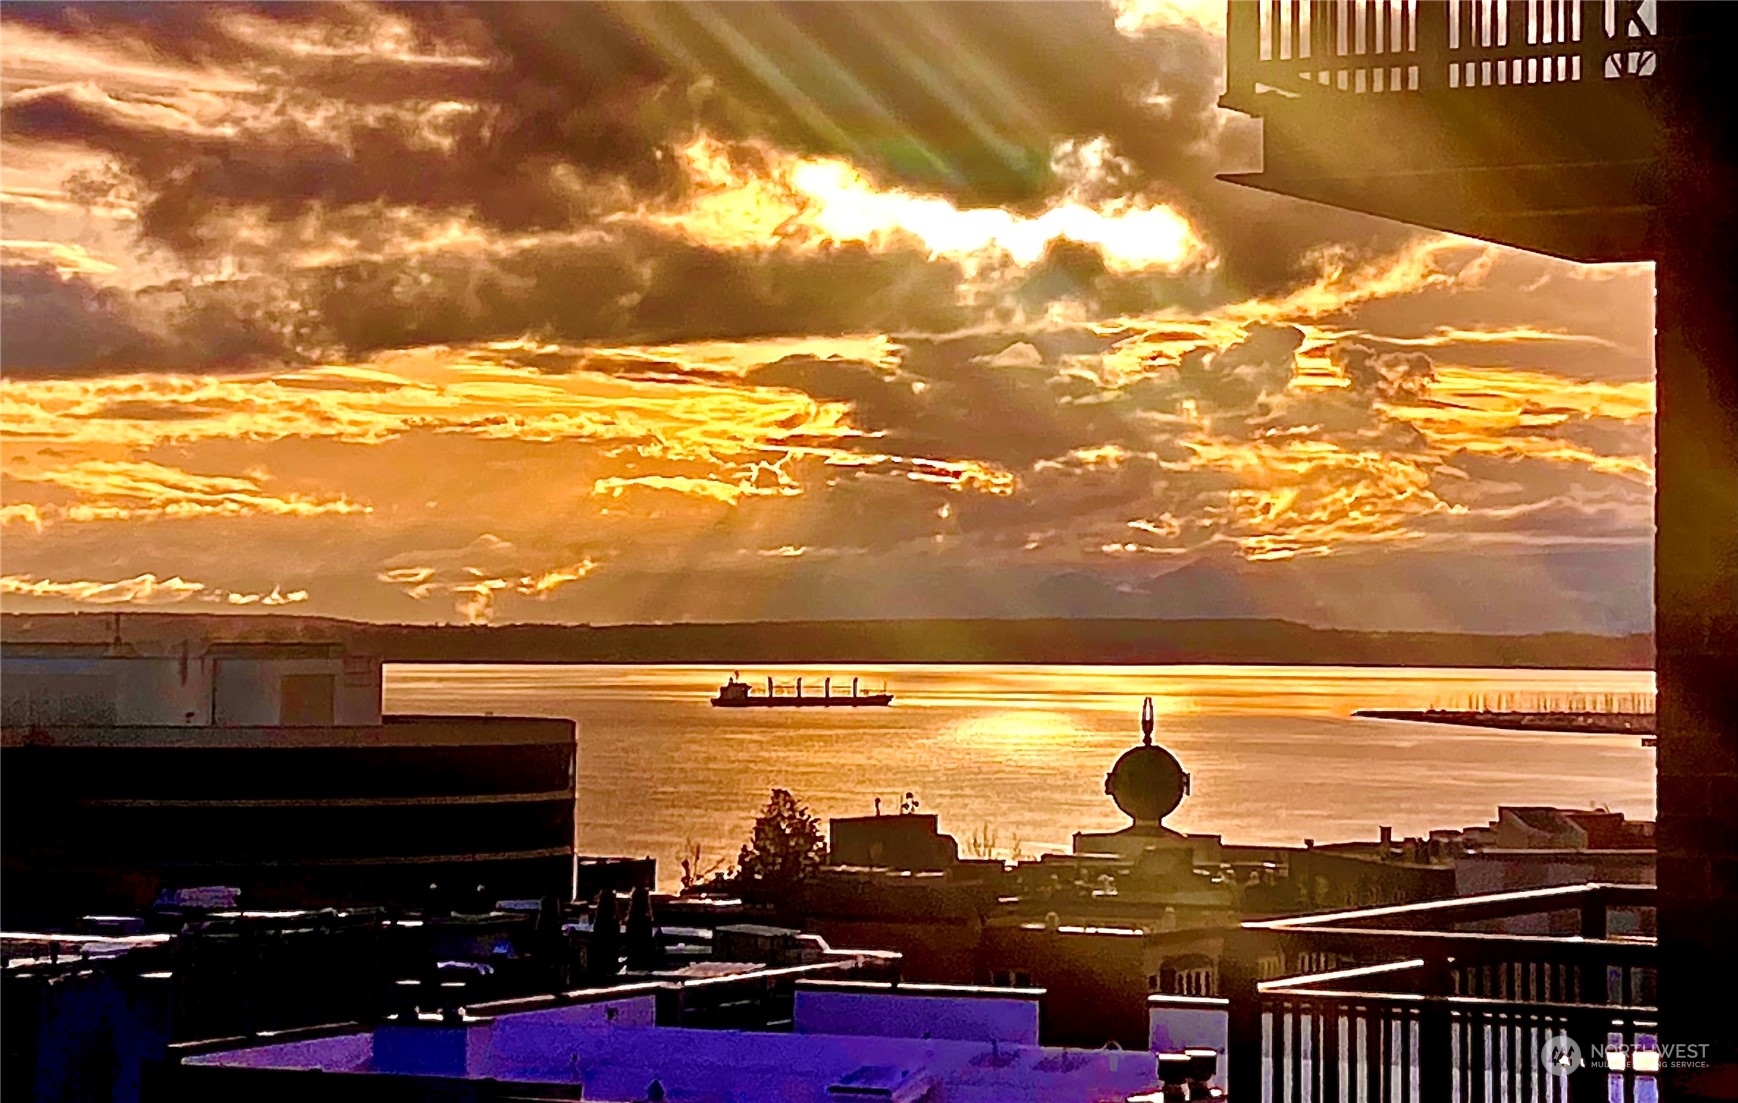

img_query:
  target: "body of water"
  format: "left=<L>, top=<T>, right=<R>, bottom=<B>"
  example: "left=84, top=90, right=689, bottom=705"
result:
left=383, top=664, right=1656, bottom=890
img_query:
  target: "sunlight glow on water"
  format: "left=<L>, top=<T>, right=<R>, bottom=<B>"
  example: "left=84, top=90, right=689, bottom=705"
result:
left=384, top=664, right=1656, bottom=889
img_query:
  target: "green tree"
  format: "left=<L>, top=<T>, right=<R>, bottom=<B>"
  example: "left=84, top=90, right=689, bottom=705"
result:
left=737, top=788, right=827, bottom=891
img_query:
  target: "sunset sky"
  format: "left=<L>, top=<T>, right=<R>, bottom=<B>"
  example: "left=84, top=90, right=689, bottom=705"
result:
left=0, top=1, right=1655, bottom=631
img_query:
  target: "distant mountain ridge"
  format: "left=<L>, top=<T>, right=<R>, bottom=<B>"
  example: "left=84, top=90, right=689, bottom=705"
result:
left=0, top=612, right=1654, bottom=669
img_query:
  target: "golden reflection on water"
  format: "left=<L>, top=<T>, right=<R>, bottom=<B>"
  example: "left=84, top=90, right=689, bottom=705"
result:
left=943, top=710, right=1090, bottom=758
left=385, top=663, right=1656, bottom=890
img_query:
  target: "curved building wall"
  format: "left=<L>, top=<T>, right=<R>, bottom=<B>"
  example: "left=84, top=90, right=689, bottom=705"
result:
left=1, top=646, right=382, bottom=727
left=1, top=715, right=576, bottom=924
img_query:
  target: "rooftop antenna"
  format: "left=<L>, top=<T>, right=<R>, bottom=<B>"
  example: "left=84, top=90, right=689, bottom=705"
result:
left=1141, top=697, right=1155, bottom=745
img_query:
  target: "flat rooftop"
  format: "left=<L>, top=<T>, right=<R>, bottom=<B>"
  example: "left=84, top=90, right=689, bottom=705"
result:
left=170, top=967, right=1232, bottom=1101
left=3, top=713, right=576, bottom=748
left=186, top=1021, right=1164, bottom=1103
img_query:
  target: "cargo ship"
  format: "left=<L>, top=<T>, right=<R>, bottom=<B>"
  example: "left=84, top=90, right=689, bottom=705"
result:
left=711, top=674, right=892, bottom=708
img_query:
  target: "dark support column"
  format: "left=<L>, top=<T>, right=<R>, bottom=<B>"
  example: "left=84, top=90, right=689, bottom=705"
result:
left=1416, top=955, right=1452, bottom=1103
left=1221, top=928, right=1264, bottom=1100
left=1577, top=890, right=1606, bottom=941
left=1655, top=8, right=1738, bottom=1099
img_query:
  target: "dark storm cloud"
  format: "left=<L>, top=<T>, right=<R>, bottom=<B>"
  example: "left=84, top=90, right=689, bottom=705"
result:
left=5, top=3, right=1217, bottom=206
left=1247, top=340, right=1437, bottom=450
left=0, top=80, right=616, bottom=256
left=304, top=229, right=968, bottom=354
left=0, top=0, right=1449, bottom=394
left=1546, top=412, right=1654, bottom=458
left=751, top=329, right=1181, bottom=470
left=1333, top=342, right=1434, bottom=401
left=4, top=2, right=1418, bottom=291
left=82, top=398, right=253, bottom=422
left=0, top=263, right=160, bottom=375
left=571, top=355, right=738, bottom=386
left=1013, top=239, right=1222, bottom=317
left=1178, top=323, right=1303, bottom=406
left=742, top=325, right=1313, bottom=554
left=1122, top=323, right=1306, bottom=436
left=751, top=323, right=1419, bottom=486
left=2, top=3, right=330, bottom=63
left=0, top=262, right=303, bottom=378
left=1, top=223, right=969, bottom=374
left=462, top=2, right=1416, bottom=291
left=749, top=326, right=1612, bottom=574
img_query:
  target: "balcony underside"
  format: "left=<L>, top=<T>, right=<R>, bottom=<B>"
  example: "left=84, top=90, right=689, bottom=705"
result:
left=1223, top=159, right=1653, bottom=263
left=1225, top=83, right=1661, bottom=263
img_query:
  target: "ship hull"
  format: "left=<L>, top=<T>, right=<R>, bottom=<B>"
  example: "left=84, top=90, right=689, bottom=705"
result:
left=711, top=694, right=893, bottom=708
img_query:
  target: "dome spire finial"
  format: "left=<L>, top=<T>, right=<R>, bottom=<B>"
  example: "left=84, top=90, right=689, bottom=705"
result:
left=1141, top=697, right=1155, bottom=745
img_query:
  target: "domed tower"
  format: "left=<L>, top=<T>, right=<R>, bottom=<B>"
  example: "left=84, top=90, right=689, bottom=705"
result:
left=1072, top=697, right=1195, bottom=858
left=1106, top=697, right=1190, bottom=833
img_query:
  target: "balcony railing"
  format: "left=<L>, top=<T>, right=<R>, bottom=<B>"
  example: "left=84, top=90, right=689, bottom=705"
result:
left=1219, top=0, right=1667, bottom=260
left=1218, top=883, right=1658, bottom=1102
left=1226, top=0, right=1660, bottom=109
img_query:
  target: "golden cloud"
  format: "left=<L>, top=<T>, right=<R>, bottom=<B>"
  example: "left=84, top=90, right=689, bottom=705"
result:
left=375, top=556, right=599, bottom=623
left=0, top=502, right=46, bottom=531
left=592, top=473, right=800, bottom=506
left=1112, top=0, right=1227, bottom=34
left=644, top=136, right=1208, bottom=274
left=3, top=458, right=370, bottom=526
left=1, top=239, right=119, bottom=277
left=0, top=342, right=864, bottom=457
left=0, top=572, right=307, bottom=606
left=1174, top=436, right=1457, bottom=560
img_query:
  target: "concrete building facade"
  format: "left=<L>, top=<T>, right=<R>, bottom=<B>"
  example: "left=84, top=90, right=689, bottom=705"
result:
left=1, top=638, right=578, bottom=924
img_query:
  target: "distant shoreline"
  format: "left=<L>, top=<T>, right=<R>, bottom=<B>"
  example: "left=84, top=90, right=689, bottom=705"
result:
left=377, top=659, right=1652, bottom=670
left=1355, top=708, right=1656, bottom=734
left=1, top=612, right=1655, bottom=670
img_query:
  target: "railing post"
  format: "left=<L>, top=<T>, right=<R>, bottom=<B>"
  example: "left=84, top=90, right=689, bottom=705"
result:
left=1221, top=928, right=1265, bottom=1101
left=1418, top=955, right=1453, bottom=1103
left=1415, top=0, right=1450, bottom=89
left=1579, top=0, right=1607, bottom=80
left=1224, top=0, right=1263, bottom=112
left=1506, top=0, right=1527, bottom=51
left=1310, top=0, right=1337, bottom=65
left=1321, top=992, right=1342, bottom=1103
